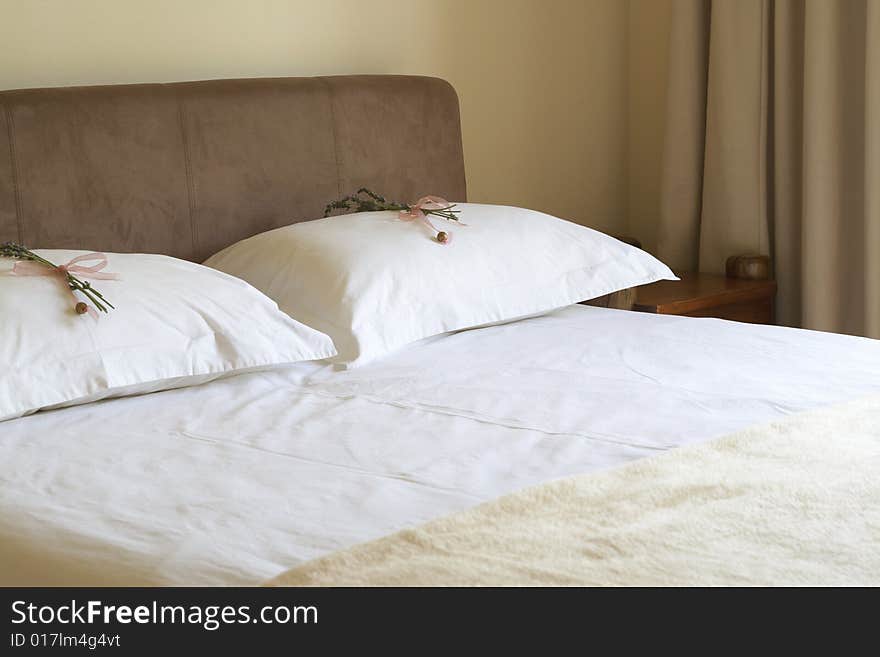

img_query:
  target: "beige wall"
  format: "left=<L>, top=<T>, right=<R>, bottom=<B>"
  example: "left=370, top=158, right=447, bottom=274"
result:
left=628, top=0, right=672, bottom=253
left=0, top=1, right=670, bottom=239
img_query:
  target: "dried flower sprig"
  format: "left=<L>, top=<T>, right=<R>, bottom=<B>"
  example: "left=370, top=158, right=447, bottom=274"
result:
left=1, top=242, right=116, bottom=315
left=324, top=188, right=462, bottom=243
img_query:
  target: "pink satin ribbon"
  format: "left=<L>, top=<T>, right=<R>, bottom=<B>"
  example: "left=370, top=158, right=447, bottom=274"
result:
left=399, top=196, right=457, bottom=242
left=12, top=252, right=119, bottom=318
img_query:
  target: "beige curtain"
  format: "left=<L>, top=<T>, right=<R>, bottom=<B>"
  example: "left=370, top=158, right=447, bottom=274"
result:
left=658, top=0, right=880, bottom=338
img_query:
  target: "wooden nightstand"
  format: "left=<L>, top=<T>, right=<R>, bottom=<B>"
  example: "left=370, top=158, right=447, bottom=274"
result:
left=634, top=272, right=777, bottom=324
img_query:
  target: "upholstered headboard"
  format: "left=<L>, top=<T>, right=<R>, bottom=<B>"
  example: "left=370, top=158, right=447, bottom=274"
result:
left=0, top=75, right=467, bottom=262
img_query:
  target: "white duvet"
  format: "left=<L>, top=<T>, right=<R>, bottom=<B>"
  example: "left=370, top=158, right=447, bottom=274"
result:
left=1, top=305, right=879, bottom=585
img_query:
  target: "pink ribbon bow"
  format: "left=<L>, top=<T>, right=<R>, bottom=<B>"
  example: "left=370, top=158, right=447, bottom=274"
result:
left=12, top=252, right=119, bottom=318
left=399, top=196, right=457, bottom=243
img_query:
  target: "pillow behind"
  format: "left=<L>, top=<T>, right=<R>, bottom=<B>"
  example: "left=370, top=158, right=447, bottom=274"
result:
left=204, top=203, right=677, bottom=366
left=0, top=250, right=336, bottom=422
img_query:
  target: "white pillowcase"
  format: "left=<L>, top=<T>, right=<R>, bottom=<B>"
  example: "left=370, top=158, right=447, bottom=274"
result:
left=204, top=203, right=677, bottom=366
left=0, top=250, right=336, bottom=422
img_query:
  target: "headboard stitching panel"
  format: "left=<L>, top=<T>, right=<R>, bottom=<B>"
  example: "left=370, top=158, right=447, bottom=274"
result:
left=321, top=78, right=345, bottom=198
left=175, top=90, right=199, bottom=259
left=1, top=102, right=23, bottom=244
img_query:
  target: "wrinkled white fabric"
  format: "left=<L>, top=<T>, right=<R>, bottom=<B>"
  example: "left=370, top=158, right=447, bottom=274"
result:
left=1, top=305, right=878, bottom=585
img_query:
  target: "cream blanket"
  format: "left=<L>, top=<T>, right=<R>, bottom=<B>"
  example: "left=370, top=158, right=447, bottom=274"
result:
left=269, top=394, right=880, bottom=586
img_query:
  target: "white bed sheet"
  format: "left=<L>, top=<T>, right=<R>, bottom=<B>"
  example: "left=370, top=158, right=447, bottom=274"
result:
left=1, top=305, right=879, bottom=585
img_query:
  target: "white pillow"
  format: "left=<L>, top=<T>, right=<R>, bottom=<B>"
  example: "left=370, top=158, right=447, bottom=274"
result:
left=204, top=203, right=677, bottom=366
left=0, top=250, right=336, bottom=422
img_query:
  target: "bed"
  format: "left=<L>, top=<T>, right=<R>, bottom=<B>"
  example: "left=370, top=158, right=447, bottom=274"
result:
left=1, top=76, right=879, bottom=586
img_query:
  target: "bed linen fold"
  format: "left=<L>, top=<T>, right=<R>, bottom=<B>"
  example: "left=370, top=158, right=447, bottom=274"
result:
left=269, top=393, right=880, bottom=586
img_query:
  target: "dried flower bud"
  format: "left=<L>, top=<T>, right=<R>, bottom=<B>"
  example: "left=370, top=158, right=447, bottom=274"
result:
left=75, top=302, right=89, bottom=315
left=436, top=231, right=449, bottom=244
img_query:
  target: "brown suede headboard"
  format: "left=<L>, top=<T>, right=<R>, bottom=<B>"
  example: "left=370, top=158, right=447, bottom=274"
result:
left=0, top=75, right=467, bottom=262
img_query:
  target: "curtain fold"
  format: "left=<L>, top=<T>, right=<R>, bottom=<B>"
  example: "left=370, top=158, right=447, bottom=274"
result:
left=658, top=0, right=880, bottom=338
left=865, top=0, right=880, bottom=336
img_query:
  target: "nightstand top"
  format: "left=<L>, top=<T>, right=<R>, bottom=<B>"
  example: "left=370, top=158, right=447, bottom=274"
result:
left=634, top=272, right=777, bottom=315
